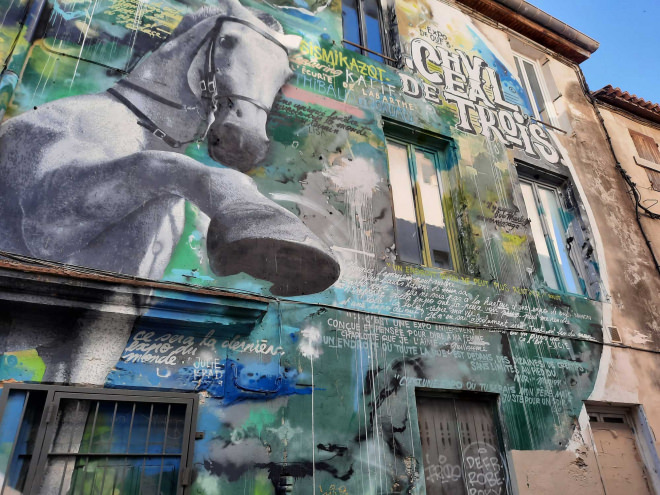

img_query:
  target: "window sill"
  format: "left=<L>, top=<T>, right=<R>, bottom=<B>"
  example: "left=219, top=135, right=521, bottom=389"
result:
left=393, top=261, right=598, bottom=300
left=542, top=285, right=593, bottom=301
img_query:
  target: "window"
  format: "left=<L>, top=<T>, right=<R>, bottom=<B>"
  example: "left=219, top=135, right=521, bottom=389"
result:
left=0, top=384, right=198, bottom=495
left=341, top=0, right=393, bottom=64
left=630, top=129, right=660, bottom=192
left=513, top=53, right=557, bottom=127
left=587, top=405, right=658, bottom=495
left=518, top=174, right=584, bottom=295
left=416, top=393, right=511, bottom=495
left=385, top=123, right=458, bottom=270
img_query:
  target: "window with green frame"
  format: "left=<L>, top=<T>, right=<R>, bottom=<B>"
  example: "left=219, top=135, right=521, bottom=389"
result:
left=384, top=122, right=459, bottom=271
left=519, top=176, right=585, bottom=295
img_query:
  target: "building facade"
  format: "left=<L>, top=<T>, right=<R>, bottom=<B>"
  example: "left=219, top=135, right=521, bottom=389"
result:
left=0, top=0, right=659, bottom=493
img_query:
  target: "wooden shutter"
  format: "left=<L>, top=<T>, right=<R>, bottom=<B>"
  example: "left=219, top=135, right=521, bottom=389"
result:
left=645, top=168, right=660, bottom=192
left=630, top=130, right=660, bottom=164
left=417, top=396, right=466, bottom=495
left=416, top=395, right=508, bottom=495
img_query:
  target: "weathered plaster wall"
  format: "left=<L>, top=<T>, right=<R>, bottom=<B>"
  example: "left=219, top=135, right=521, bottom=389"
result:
left=554, top=80, right=660, bottom=352
left=597, top=105, right=660, bottom=281
left=511, top=449, right=605, bottom=495
left=538, top=34, right=660, bottom=495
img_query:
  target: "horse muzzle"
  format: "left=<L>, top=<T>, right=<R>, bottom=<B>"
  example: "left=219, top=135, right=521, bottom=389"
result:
left=208, top=121, right=269, bottom=171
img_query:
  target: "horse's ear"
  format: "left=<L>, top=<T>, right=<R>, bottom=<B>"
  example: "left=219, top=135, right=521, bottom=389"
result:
left=280, top=34, right=302, bottom=53
left=221, top=0, right=244, bottom=13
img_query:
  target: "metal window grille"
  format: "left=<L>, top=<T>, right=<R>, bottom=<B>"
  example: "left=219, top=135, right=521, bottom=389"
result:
left=0, top=384, right=198, bottom=495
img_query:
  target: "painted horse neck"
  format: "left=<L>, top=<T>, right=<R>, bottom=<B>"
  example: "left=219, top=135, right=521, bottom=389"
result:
left=110, top=17, right=219, bottom=145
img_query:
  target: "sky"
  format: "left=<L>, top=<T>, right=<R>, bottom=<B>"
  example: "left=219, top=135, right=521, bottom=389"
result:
left=530, top=0, right=660, bottom=103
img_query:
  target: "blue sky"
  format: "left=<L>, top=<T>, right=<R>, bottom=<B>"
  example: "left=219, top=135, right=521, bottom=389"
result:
left=530, top=0, right=660, bottom=103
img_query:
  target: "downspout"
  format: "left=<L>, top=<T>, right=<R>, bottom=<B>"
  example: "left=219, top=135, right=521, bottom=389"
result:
left=582, top=73, right=660, bottom=276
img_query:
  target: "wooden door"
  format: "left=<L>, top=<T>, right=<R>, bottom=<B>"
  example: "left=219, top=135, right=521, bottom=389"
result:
left=417, top=395, right=508, bottom=495
left=591, top=414, right=653, bottom=495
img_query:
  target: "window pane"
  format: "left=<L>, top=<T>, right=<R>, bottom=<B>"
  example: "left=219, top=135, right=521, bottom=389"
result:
left=522, top=60, right=550, bottom=123
left=362, top=0, right=384, bottom=62
left=415, top=149, right=453, bottom=270
left=341, top=0, right=361, bottom=52
left=537, top=186, right=581, bottom=294
left=520, top=182, right=559, bottom=290
left=514, top=57, right=536, bottom=120
left=0, top=389, right=47, bottom=492
left=387, top=141, right=423, bottom=265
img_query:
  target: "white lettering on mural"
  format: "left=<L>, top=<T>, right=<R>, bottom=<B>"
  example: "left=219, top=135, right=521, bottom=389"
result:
left=221, top=335, right=286, bottom=356
left=402, top=38, right=562, bottom=164
left=121, top=329, right=285, bottom=366
left=316, top=285, right=592, bottom=411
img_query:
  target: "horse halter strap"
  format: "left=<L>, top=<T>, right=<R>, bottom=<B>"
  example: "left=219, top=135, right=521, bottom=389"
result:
left=200, top=15, right=289, bottom=115
left=107, top=14, right=289, bottom=149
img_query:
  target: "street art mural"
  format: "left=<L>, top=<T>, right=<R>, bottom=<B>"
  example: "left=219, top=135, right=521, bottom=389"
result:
left=0, top=0, right=606, bottom=493
left=0, top=0, right=339, bottom=297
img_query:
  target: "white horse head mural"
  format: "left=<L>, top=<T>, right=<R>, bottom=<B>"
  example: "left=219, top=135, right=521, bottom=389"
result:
left=0, top=0, right=340, bottom=296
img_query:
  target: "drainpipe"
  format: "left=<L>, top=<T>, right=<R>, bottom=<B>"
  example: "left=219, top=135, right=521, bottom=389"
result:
left=0, top=0, right=48, bottom=120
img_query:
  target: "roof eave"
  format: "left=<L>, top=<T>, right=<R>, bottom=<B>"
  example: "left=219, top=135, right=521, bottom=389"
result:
left=455, top=0, right=598, bottom=63
left=592, top=86, right=660, bottom=126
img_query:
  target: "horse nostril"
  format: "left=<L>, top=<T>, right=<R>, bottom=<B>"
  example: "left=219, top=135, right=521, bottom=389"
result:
left=236, top=108, right=242, bottom=118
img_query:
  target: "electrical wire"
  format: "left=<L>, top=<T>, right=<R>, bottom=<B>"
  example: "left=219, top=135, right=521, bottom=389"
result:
left=586, top=95, right=660, bottom=276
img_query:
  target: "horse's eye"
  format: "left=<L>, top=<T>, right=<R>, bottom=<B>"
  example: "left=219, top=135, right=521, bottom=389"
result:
left=219, top=36, right=237, bottom=49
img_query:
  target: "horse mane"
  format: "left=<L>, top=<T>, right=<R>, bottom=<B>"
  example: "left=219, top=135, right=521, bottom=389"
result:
left=171, top=5, right=284, bottom=38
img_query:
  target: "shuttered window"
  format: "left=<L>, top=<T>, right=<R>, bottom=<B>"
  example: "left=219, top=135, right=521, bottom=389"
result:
left=416, top=395, right=510, bottom=495
left=630, top=130, right=660, bottom=192
left=646, top=168, right=660, bottom=192
left=630, top=130, right=660, bottom=164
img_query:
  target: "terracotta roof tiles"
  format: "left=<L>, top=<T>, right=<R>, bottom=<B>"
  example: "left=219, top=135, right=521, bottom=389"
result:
left=592, top=85, right=660, bottom=125
left=591, top=84, right=660, bottom=124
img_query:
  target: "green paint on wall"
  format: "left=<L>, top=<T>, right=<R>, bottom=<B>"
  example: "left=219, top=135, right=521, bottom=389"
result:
left=243, top=408, right=279, bottom=437
left=0, top=349, right=46, bottom=382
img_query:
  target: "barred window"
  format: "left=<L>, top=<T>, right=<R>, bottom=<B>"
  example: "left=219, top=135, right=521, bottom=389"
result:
left=0, top=384, right=198, bottom=495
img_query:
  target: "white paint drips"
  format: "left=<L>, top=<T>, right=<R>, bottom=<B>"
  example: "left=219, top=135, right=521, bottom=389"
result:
left=324, top=156, right=380, bottom=196
left=299, top=326, right=322, bottom=359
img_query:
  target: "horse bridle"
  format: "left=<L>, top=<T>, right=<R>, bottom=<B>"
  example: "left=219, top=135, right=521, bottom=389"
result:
left=107, top=15, right=289, bottom=149
left=200, top=16, right=289, bottom=115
